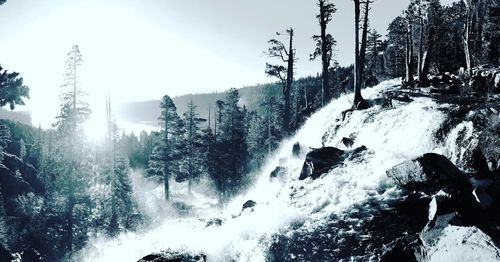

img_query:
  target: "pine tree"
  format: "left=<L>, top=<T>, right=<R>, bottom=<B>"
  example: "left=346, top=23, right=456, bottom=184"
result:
left=146, top=95, right=182, bottom=201
left=311, top=0, right=337, bottom=106
left=366, top=29, right=383, bottom=75
left=265, top=28, right=296, bottom=133
left=385, top=16, right=408, bottom=77
left=52, top=44, right=92, bottom=252
left=215, top=89, right=249, bottom=202
left=180, top=100, right=206, bottom=194
left=0, top=65, right=29, bottom=110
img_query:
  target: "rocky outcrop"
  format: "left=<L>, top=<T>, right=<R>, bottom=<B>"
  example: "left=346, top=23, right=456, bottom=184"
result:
left=205, top=218, right=224, bottom=228
left=299, top=146, right=367, bottom=180
left=386, top=153, right=469, bottom=191
left=292, top=143, right=301, bottom=157
left=242, top=200, right=256, bottom=212
left=270, top=166, right=287, bottom=180
left=340, top=137, right=354, bottom=148
left=420, top=214, right=500, bottom=262
left=138, top=250, right=206, bottom=262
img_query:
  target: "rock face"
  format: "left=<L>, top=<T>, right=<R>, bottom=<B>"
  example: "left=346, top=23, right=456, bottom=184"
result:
left=386, top=153, right=468, bottom=190
left=270, top=166, right=287, bottom=180
left=341, top=137, right=354, bottom=148
left=420, top=214, right=500, bottom=262
left=242, top=200, right=256, bottom=211
left=138, top=251, right=206, bottom=262
left=292, top=142, right=301, bottom=157
left=299, top=147, right=344, bottom=180
left=299, top=146, right=368, bottom=180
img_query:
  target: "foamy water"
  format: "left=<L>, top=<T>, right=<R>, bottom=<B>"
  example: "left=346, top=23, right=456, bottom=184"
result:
left=81, top=79, right=470, bottom=261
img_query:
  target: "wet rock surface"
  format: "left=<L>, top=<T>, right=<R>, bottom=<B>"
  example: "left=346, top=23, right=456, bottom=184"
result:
left=386, top=153, right=469, bottom=191
left=138, top=250, right=206, bottom=262
left=299, top=146, right=368, bottom=180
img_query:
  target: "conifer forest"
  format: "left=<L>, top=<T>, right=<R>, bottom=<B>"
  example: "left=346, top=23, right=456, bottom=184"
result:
left=0, top=0, right=499, bottom=261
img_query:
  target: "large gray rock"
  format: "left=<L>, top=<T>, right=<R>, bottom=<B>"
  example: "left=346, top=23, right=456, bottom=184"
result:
left=420, top=214, right=500, bottom=262
left=386, top=153, right=469, bottom=190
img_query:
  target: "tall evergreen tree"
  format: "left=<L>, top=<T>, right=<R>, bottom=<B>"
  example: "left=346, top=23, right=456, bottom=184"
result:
left=180, top=100, right=206, bottom=194
left=52, top=44, right=92, bottom=252
left=265, top=28, right=296, bottom=133
left=209, top=89, right=248, bottom=204
left=146, top=95, right=182, bottom=201
left=311, top=0, right=337, bottom=106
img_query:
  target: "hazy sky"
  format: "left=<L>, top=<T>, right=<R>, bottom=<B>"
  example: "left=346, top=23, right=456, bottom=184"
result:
left=0, top=0, right=455, bottom=131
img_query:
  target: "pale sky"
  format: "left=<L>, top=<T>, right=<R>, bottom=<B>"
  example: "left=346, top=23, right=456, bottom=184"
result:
left=0, top=0, right=456, bottom=134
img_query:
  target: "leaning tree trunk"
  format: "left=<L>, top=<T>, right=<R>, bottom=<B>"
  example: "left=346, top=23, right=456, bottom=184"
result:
left=464, top=8, right=473, bottom=77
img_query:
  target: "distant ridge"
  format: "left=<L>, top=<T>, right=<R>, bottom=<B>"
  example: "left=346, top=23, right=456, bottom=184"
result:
left=0, top=108, right=32, bottom=126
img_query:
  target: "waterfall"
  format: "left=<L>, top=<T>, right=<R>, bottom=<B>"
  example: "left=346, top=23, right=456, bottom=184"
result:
left=82, top=79, right=473, bottom=261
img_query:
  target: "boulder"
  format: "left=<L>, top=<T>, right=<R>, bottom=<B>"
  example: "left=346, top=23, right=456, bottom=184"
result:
left=292, top=142, right=301, bottom=157
left=299, top=146, right=368, bottom=180
left=270, top=166, right=286, bottom=180
left=299, top=147, right=344, bottom=180
left=420, top=214, right=500, bottom=262
left=138, top=251, right=206, bottom=262
left=205, top=218, right=223, bottom=228
left=386, top=153, right=469, bottom=191
left=341, top=137, right=354, bottom=148
left=242, top=200, right=256, bottom=211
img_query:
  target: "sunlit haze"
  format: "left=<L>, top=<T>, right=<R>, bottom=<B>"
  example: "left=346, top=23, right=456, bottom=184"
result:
left=0, top=0, right=455, bottom=135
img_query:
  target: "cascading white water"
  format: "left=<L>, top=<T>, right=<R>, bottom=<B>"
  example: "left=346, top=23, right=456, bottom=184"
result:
left=82, top=79, right=469, bottom=261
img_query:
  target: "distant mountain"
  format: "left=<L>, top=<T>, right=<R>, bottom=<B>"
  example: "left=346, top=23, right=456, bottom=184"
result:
left=115, top=82, right=282, bottom=127
left=0, top=108, right=32, bottom=126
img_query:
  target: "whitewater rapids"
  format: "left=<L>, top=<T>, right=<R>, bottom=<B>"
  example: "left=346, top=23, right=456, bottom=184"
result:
left=81, top=79, right=472, bottom=261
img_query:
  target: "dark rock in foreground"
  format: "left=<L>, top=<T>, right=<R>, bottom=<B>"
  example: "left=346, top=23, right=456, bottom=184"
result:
left=138, top=250, right=206, bottom=262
